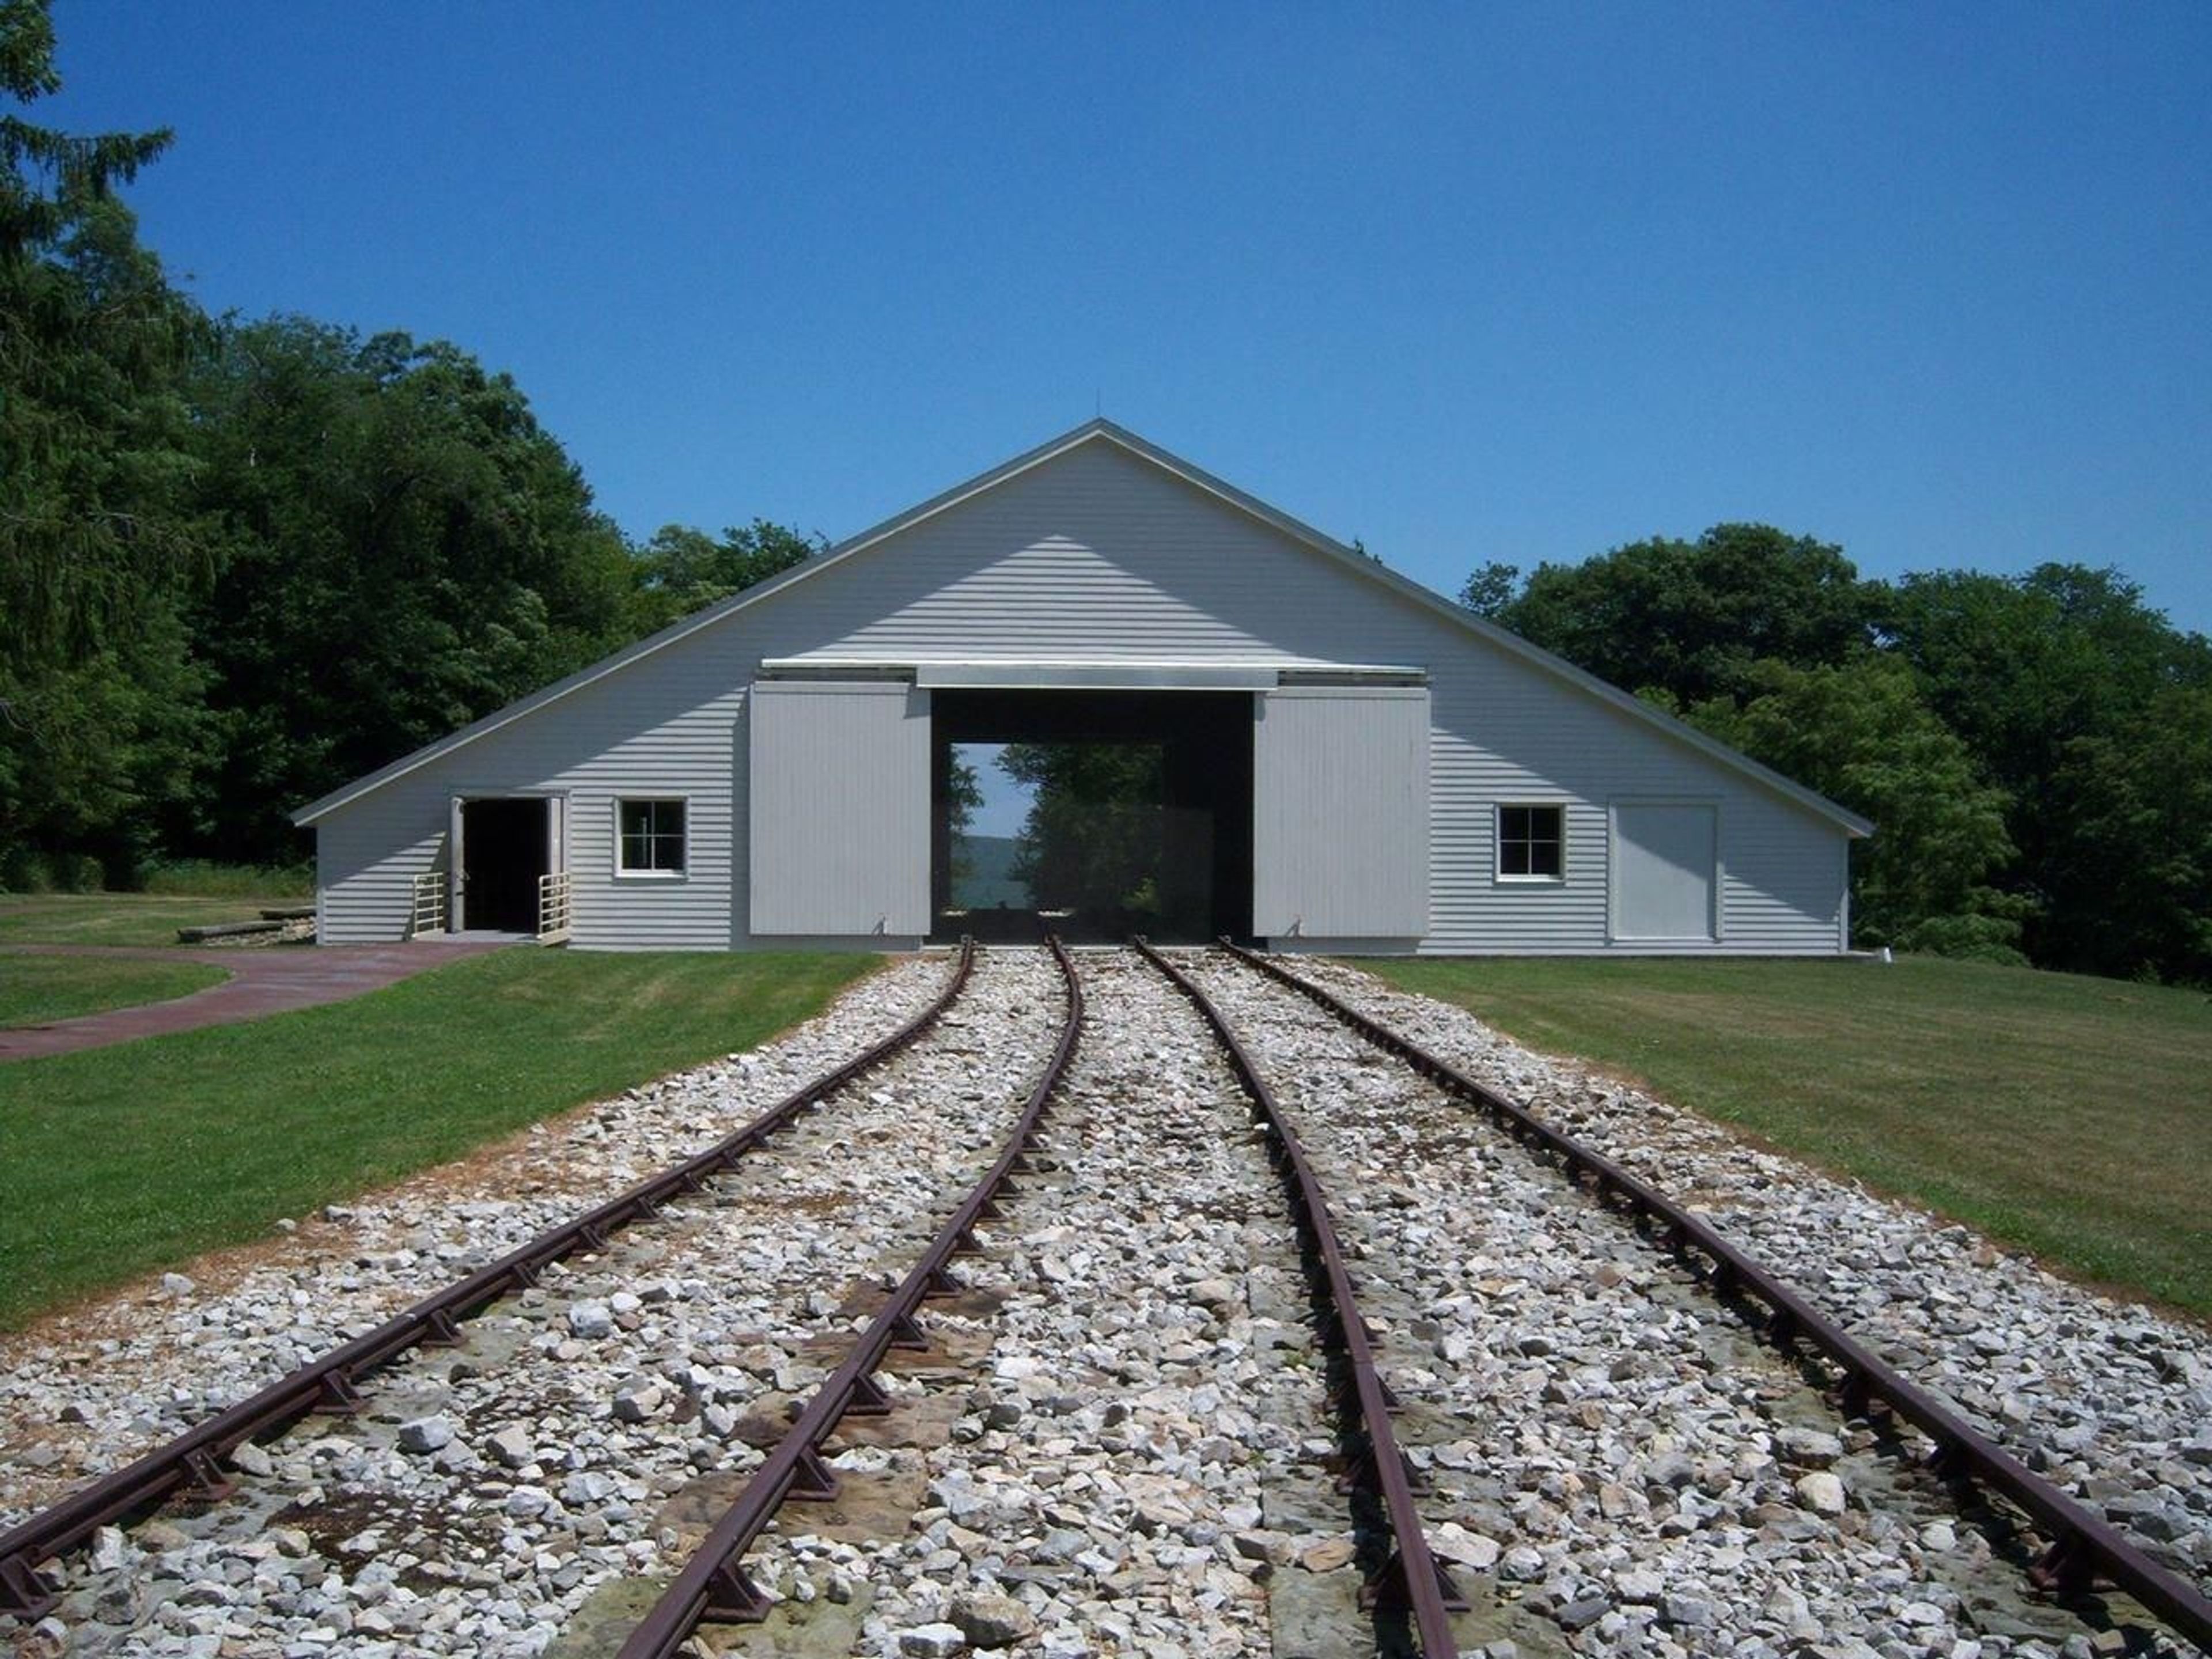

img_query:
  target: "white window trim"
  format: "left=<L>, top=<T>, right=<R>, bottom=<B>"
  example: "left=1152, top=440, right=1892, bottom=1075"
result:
left=613, top=794, right=691, bottom=881
left=1493, top=801, right=1569, bottom=885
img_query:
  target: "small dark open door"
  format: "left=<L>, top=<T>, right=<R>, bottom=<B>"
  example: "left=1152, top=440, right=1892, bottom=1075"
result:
left=457, top=797, right=548, bottom=933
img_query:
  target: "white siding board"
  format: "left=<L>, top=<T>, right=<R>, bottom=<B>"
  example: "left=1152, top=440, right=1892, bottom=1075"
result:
left=315, top=436, right=1853, bottom=953
left=317, top=787, right=446, bottom=944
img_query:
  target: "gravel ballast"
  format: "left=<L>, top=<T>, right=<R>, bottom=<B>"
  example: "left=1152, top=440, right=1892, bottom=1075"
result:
left=1, top=949, right=1071, bottom=1656
left=2, top=945, right=2204, bottom=1659
left=1264, top=956, right=2212, bottom=1593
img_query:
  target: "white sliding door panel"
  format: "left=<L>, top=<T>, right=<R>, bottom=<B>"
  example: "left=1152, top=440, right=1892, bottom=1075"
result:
left=1252, top=687, right=1429, bottom=939
left=1610, top=802, right=1718, bottom=941
left=749, top=681, right=930, bottom=935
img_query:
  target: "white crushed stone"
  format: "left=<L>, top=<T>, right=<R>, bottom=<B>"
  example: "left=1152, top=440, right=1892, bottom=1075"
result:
left=2, top=945, right=2203, bottom=1659
left=759, top=949, right=1335, bottom=1657
left=1200, top=951, right=2210, bottom=1653
left=0, top=954, right=959, bottom=1524
left=1, top=949, right=1069, bottom=1656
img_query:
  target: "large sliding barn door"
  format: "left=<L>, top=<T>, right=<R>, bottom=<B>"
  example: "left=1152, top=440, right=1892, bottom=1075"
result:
left=1252, top=685, right=1430, bottom=941
left=749, top=680, right=931, bottom=936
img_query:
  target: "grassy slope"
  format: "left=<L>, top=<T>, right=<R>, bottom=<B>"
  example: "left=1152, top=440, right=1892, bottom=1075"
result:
left=0, top=955, right=229, bottom=1028
left=1356, top=955, right=2212, bottom=1320
left=0, top=948, right=877, bottom=1329
left=0, top=893, right=301, bottom=948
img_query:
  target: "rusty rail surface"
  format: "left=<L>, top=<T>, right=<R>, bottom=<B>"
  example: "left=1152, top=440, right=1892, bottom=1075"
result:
left=0, top=942, right=979, bottom=1623
left=1222, top=940, right=2212, bottom=1652
left=616, top=937, right=1084, bottom=1658
left=1135, top=940, right=1463, bottom=1659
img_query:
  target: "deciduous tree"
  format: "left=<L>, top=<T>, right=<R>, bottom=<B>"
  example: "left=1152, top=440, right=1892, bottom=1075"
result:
left=1488, top=524, right=1881, bottom=704
left=628, top=519, right=819, bottom=634
left=1679, top=657, right=2022, bottom=959
left=179, top=319, right=638, bottom=862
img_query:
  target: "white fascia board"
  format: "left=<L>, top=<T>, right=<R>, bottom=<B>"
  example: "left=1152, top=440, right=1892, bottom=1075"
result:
left=922, top=663, right=1276, bottom=691
left=1081, top=425, right=1874, bottom=839
left=758, top=658, right=1429, bottom=691
left=291, top=555, right=835, bottom=824
left=291, top=423, right=1131, bottom=825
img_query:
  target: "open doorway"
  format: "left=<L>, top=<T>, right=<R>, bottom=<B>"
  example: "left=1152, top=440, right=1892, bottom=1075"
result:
left=932, top=692, right=1253, bottom=944
left=946, top=743, right=1036, bottom=915
left=457, top=797, right=549, bottom=933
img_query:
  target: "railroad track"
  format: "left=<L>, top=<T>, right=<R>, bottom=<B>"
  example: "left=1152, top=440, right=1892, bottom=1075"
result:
left=0, top=940, right=1023, bottom=1630
left=1136, top=939, right=1468, bottom=1658
left=4, top=944, right=2204, bottom=1658
left=613, top=935, right=1085, bottom=1656
left=1187, top=940, right=2212, bottom=1656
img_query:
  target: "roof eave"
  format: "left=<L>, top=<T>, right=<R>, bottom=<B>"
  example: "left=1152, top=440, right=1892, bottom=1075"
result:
left=292, top=421, right=1133, bottom=825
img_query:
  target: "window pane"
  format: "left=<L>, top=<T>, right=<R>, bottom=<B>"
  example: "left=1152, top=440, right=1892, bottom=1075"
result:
left=620, top=800, right=684, bottom=872
left=1528, top=837, right=1562, bottom=877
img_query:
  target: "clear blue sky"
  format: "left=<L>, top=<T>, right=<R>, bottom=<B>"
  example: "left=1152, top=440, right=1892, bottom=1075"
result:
left=46, top=2, right=2212, bottom=632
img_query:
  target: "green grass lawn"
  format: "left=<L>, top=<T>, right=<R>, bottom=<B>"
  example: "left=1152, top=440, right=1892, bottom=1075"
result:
left=0, top=948, right=878, bottom=1329
left=1354, top=960, right=2212, bottom=1327
left=0, top=892, right=302, bottom=948
left=1355, top=955, right=2212, bottom=1321
left=0, top=954, right=230, bottom=1028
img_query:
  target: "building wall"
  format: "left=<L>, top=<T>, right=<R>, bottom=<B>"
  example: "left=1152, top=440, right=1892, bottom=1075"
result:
left=315, top=438, right=1849, bottom=952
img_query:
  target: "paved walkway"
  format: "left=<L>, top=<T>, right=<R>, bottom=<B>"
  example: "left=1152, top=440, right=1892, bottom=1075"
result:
left=0, top=941, right=509, bottom=1062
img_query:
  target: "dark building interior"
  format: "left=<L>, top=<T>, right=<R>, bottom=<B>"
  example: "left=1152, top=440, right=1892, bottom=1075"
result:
left=930, top=690, right=1255, bottom=944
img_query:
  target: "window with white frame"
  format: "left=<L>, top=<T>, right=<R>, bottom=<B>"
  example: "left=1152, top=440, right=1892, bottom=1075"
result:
left=1497, top=803, right=1565, bottom=880
left=617, top=798, right=686, bottom=875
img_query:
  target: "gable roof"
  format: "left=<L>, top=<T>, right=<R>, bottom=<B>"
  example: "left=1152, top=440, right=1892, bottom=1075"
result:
left=294, top=419, right=1871, bottom=835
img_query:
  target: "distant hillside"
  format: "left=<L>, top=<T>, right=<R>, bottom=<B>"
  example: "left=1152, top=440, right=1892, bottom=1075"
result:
left=950, top=834, right=1029, bottom=909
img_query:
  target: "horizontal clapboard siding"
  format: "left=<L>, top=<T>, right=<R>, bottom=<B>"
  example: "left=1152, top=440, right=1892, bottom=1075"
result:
left=318, top=789, right=445, bottom=945
left=315, top=434, right=1850, bottom=952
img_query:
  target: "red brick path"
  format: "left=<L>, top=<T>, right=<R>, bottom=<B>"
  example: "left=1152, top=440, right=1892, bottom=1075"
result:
left=0, top=941, right=509, bottom=1062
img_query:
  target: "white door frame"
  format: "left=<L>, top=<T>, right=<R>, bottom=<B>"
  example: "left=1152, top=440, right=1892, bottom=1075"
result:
left=449, top=792, right=567, bottom=934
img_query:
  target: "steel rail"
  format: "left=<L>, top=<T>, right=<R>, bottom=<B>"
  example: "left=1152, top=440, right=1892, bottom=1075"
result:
left=0, top=941, right=979, bottom=1623
left=1134, top=939, right=1462, bottom=1659
left=1221, top=940, right=2212, bottom=1651
left=615, top=936, right=1085, bottom=1659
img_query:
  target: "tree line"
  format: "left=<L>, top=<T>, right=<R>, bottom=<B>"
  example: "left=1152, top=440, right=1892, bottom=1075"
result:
left=0, top=3, right=815, bottom=883
left=7, top=3, right=2205, bottom=982
left=1464, top=528, right=2212, bottom=983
